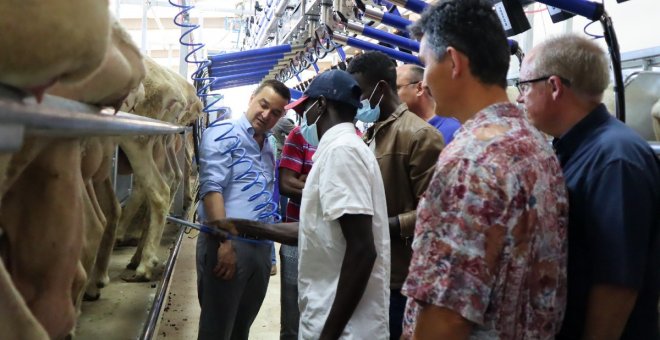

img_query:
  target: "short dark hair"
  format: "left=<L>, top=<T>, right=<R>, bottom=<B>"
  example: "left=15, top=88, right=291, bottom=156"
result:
left=253, top=79, right=291, bottom=101
left=410, top=0, right=510, bottom=88
left=346, top=51, right=398, bottom=92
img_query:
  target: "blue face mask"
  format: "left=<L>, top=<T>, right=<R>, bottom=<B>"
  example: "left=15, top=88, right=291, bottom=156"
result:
left=300, top=100, right=323, bottom=146
left=355, top=86, right=383, bottom=123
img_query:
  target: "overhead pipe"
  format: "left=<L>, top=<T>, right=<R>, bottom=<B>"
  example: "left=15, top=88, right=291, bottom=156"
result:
left=209, top=52, right=296, bottom=67
left=208, top=44, right=299, bottom=63
left=210, top=60, right=280, bottom=73
left=332, top=33, right=421, bottom=65
left=258, top=0, right=291, bottom=47
left=211, top=79, right=266, bottom=91
left=362, top=7, right=413, bottom=32
left=211, top=71, right=271, bottom=85
left=343, top=20, right=419, bottom=51
left=210, top=66, right=275, bottom=79
left=385, top=0, right=428, bottom=14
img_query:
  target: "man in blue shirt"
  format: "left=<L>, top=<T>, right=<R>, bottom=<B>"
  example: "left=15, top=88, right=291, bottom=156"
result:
left=396, top=64, right=461, bottom=144
left=517, top=34, right=660, bottom=340
left=196, top=79, right=290, bottom=340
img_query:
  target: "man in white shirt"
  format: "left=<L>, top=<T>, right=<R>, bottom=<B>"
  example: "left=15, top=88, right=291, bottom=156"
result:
left=209, top=70, right=391, bottom=339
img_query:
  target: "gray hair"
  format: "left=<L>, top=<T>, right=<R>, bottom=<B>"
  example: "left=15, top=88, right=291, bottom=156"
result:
left=532, top=34, right=610, bottom=97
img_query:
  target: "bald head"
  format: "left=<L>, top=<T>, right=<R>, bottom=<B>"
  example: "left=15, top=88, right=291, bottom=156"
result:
left=396, top=64, right=434, bottom=120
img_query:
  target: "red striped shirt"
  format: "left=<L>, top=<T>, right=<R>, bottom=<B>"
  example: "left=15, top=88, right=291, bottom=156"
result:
left=279, top=126, right=316, bottom=222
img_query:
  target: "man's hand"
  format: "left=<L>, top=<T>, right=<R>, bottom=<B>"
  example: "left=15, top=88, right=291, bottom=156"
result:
left=207, top=219, right=239, bottom=236
left=213, top=240, right=236, bottom=280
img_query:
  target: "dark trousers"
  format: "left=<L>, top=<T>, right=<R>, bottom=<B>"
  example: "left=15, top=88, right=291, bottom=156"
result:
left=390, top=288, right=407, bottom=340
left=196, top=232, right=271, bottom=340
left=279, top=244, right=299, bottom=340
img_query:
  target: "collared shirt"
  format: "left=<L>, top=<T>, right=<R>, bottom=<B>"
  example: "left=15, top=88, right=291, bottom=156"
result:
left=554, top=104, right=660, bottom=340
left=279, top=126, right=317, bottom=222
left=197, top=114, right=276, bottom=223
left=428, top=115, right=462, bottom=144
left=402, top=102, right=568, bottom=339
left=298, top=122, right=390, bottom=340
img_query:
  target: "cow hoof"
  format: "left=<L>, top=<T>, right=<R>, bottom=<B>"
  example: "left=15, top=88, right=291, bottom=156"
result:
left=121, top=272, right=151, bottom=282
left=126, top=262, right=138, bottom=270
left=83, top=292, right=100, bottom=301
left=96, top=274, right=110, bottom=288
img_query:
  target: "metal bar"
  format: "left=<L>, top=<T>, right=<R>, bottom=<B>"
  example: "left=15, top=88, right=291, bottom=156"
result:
left=211, top=80, right=263, bottom=90
left=363, top=8, right=412, bottom=32
left=208, top=44, right=294, bottom=62
left=210, top=60, right=279, bottom=73
left=387, top=0, right=428, bottom=14
left=0, top=89, right=186, bottom=137
left=535, top=0, right=603, bottom=21
left=211, top=71, right=270, bottom=84
left=346, top=21, right=420, bottom=51
left=650, top=141, right=660, bottom=156
left=139, top=227, right=185, bottom=340
left=332, top=33, right=421, bottom=65
left=210, top=67, right=274, bottom=79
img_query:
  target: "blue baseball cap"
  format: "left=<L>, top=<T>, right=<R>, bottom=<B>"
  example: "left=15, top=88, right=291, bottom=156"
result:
left=285, top=69, right=362, bottom=114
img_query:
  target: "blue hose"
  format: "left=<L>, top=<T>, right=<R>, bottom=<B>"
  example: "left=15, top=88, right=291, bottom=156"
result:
left=169, top=1, right=282, bottom=241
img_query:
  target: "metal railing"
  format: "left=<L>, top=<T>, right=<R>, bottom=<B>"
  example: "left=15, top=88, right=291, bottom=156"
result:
left=140, top=227, right=186, bottom=340
left=0, top=85, right=186, bottom=153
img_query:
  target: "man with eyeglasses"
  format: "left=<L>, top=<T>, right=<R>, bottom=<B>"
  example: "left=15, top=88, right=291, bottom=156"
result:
left=396, top=64, right=461, bottom=144
left=517, top=34, right=660, bottom=340
left=347, top=51, right=444, bottom=340
left=400, top=0, right=569, bottom=338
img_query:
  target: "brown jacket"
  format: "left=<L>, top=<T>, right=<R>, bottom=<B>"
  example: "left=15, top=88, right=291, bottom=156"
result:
left=364, top=103, right=445, bottom=289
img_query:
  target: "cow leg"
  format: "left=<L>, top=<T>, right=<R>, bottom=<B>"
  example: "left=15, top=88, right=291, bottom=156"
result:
left=115, top=182, right=144, bottom=246
left=0, top=259, right=49, bottom=340
left=76, top=181, right=105, bottom=305
left=120, top=139, right=170, bottom=282
left=1, top=139, right=83, bottom=339
left=165, top=136, right=183, bottom=212
left=85, top=177, right=121, bottom=299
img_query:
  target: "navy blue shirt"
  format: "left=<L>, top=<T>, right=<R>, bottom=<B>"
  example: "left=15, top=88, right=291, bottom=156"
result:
left=554, top=104, right=660, bottom=340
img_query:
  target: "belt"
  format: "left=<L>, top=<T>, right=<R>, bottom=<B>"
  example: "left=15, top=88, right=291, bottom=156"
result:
left=237, top=233, right=263, bottom=241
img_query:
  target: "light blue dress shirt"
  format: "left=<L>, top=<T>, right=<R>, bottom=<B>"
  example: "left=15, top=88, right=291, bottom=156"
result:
left=197, top=114, right=276, bottom=223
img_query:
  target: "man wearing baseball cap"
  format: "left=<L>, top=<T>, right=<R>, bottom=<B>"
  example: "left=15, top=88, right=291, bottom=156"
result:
left=213, top=69, right=391, bottom=340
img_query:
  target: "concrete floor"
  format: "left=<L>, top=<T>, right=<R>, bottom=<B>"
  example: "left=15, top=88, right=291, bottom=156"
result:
left=75, top=225, right=281, bottom=340
left=156, top=232, right=281, bottom=339
left=75, top=224, right=179, bottom=340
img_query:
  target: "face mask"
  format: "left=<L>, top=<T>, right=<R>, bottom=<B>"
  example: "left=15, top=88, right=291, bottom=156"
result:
left=300, top=100, right=323, bottom=146
left=355, top=86, right=383, bottom=123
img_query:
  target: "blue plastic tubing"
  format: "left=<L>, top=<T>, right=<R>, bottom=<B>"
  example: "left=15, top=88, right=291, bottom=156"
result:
left=343, top=35, right=422, bottom=65
left=362, top=25, right=420, bottom=51
left=208, top=44, right=292, bottom=63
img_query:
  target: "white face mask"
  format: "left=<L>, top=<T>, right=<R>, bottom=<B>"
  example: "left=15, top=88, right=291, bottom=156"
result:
left=355, top=85, right=383, bottom=123
left=300, top=100, right=323, bottom=146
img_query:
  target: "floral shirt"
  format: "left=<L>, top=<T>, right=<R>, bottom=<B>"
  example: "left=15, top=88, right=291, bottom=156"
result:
left=401, top=103, right=568, bottom=339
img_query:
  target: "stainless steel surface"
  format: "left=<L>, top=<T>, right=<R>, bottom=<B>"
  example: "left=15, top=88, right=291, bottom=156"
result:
left=622, top=71, right=660, bottom=141
left=621, top=46, right=660, bottom=70
left=650, top=141, right=660, bottom=156
left=0, top=90, right=186, bottom=137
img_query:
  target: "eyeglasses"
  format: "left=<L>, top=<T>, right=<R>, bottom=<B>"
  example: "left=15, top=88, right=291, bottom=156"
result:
left=515, top=76, right=571, bottom=94
left=396, top=81, right=420, bottom=90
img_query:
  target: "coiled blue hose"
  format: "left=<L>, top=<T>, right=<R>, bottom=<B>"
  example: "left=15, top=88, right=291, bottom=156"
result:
left=169, top=1, right=282, bottom=241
